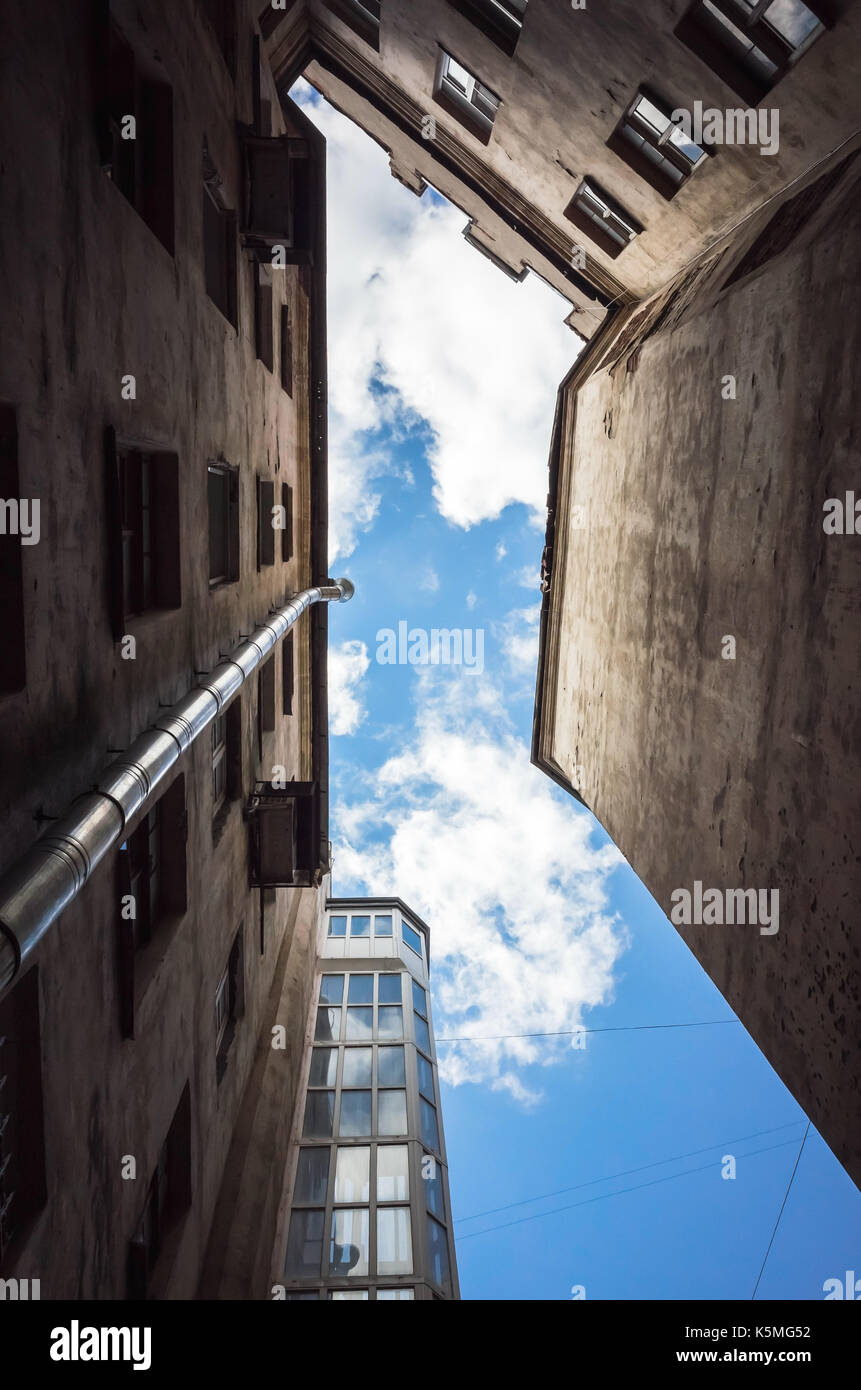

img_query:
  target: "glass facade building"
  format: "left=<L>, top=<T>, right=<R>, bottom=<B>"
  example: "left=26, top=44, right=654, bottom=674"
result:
left=282, top=898, right=459, bottom=1300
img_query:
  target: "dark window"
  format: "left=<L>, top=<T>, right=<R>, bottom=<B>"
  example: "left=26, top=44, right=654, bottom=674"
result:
left=106, top=434, right=181, bottom=635
left=323, top=0, right=381, bottom=49
left=563, top=179, right=642, bottom=260
left=100, top=20, right=174, bottom=254
left=255, top=264, right=274, bottom=370
left=202, top=0, right=236, bottom=76
left=280, top=482, right=293, bottom=563
left=608, top=91, right=708, bottom=201
left=675, top=0, right=827, bottom=104
left=216, top=929, right=244, bottom=1081
left=280, top=303, right=293, bottom=396
left=446, top=0, right=527, bottom=56
left=127, top=1083, right=191, bottom=1299
left=258, top=657, right=276, bottom=757
left=435, top=51, right=500, bottom=144
left=257, top=477, right=276, bottom=568
left=117, top=776, right=187, bottom=1037
left=212, top=697, right=242, bottom=824
left=208, top=462, right=240, bottom=586
left=282, top=631, right=294, bottom=715
left=203, top=157, right=237, bottom=326
left=0, top=404, right=26, bottom=695
left=0, top=968, right=46, bottom=1274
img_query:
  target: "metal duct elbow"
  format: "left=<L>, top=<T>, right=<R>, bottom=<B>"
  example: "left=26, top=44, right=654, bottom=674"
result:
left=0, top=579, right=354, bottom=996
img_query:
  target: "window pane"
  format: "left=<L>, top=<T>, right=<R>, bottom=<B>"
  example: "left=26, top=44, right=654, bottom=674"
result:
left=412, top=980, right=427, bottom=1016
left=427, top=1215, right=451, bottom=1294
left=378, top=1089, right=408, bottom=1136
left=444, top=54, right=472, bottom=93
left=285, top=1207, right=324, bottom=1277
left=374, top=914, right=393, bottom=936
left=328, top=915, right=347, bottom=937
left=342, top=1046, right=372, bottom=1087
left=339, top=1090, right=372, bottom=1136
left=303, top=1091, right=335, bottom=1139
left=330, top=1289, right=369, bottom=1300
left=417, top=1052, right=435, bottom=1102
left=378, top=1006, right=403, bottom=1040
left=377, top=1288, right=414, bottom=1300
left=420, top=1098, right=440, bottom=1151
left=345, top=1006, right=373, bottom=1041
left=330, top=1208, right=369, bottom=1278
left=633, top=94, right=670, bottom=135
left=350, top=914, right=370, bottom=937
left=319, top=974, right=344, bottom=1005
left=765, top=0, right=820, bottom=47
left=402, top=922, right=422, bottom=956
left=414, top=1013, right=431, bottom=1054
left=377, top=1207, right=413, bottom=1276
left=309, top=1047, right=338, bottom=1087
left=378, top=973, right=402, bottom=1004
left=378, top=1046, right=406, bottom=1087
left=294, top=1147, right=330, bottom=1204
left=377, top=1144, right=410, bottom=1202
left=347, top=974, right=373, bottom=1004
left=334, top=1146, right=370, bottom=1203
left=422, top=1152, right=444, bottom=1218
left=315, top=1006, right=341, bottom=1043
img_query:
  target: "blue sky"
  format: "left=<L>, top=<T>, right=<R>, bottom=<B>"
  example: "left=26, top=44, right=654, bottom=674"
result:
left=293, top=80, right=861, bottom=1301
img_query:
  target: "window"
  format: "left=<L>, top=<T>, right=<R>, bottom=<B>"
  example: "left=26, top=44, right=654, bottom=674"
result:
left=417, top=1053, right=435, bottom=1103
left=377, top=1207, right=412, bottom=1275
left=280, top=482, right=293, bottom=563
left=377, top=1088, right=407, bottom=1135
left=334, top=1147, right=370, bottom=1203
left=564, top=179, right=642, bottom=260
left=447, top=0, right=528, bottom=56
left=309, top=1048, right=338, bottom=1087
left=316, top=1007, right=340, bottom=1043
left=106, top=439, right=181, bottom=633
left=328, top=914, right=348, bottom=937
left=202, top=0, right=236, bottom=76
left=414, top=1012, right=431, bottom=1055
left=402, top=921, right=423, bottom=957
left=323, top=0, right=381, bottom=50
left=257, top=478, right=275, bottom=568
left=100, top=20, right=174, bottom=254
left=215, top=928, right=244, bottom=1081
left=378, top=1288, right=415, bottom=1300
left=420, top=1098, right=440, bottom=1152
left=0, top=404, right=26, bottom=694
left=350, top=915, right=371, bottom=937
left=377, top=1145, right=409, bottom=1201
left=116, top=776, right=187, bottom=1037
left=207, top=463, right=239, bottom=586
left=423, top=1153, right=445, bottom=1219
left=378, top=1046, right=405, bottom=1086
left=435, top=51, right=501, bottom=144
left=211, top=698, right=241, bottom=831
left=374, top=914, right=393, bottom=937
left=254, top=264, right=274, bottom=370
left=257, top=656, right=275, bottom=756
left=127, top=1084, right=191, bottom=1298
left=282, top=630, right=294, bottom=716
left=378, top=1006, right=403, bottom=1041
left=342, top=1047, right=372, bottom=1086
left=609, top=91, right=707, bottom=201
left=347, top=974, right=373, bottom=1004
left=0, top=968, right=46, bottom=1274
left=286, top=1208, right=324, bottom=1277
left=412, top=980, right=427, bottom=1016
left=295, top=1148, right=330, bottom=1204
left=379, top=975, right=402, bottom=1005
left=280, top=304, right=293, bottom=396
left=339, top=1090, right=372, bottom=1135
left=304, top=1091, right=336, bottom=1138
left=427, top=1214, right=452, bottom=1296
left=675, top=0, right=826, bottom=103
left=330, top=1208, right=369, bottom=1277
left=202, top=154, right=237, bottom=326
left=345, top=1007, right=373, bottom=1041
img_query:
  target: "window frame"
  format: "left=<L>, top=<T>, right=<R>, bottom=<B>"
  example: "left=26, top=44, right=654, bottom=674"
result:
left=608, top=89, right=709, bottom=202
left=674, top=0, right=828, bottom=103
left=564, top=178, right=643, bottom=260
left=434, top=50, right=501, bottom=145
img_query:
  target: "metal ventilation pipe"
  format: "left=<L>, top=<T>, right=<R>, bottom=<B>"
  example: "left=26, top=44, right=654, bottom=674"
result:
left=0, top=579, right=355, bottom=997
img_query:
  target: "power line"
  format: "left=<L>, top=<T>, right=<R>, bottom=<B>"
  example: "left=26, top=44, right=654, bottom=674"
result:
left=457, top=1137, right=802, bottom=1242
left=437, top=1019, right=740, bottom=1043
left=454, top=1120, right=806, bottom=1225
left=751, top=1121, right=811, bottom=1300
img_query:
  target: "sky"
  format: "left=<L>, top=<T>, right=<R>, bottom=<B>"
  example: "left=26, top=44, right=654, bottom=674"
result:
left=292, top=79, right=861, bottom=1302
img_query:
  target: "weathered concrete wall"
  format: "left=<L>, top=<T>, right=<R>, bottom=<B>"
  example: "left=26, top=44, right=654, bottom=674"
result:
left=0, top=0, right=328, bottom=1296
left=545, top=157, right=861, bottom=1184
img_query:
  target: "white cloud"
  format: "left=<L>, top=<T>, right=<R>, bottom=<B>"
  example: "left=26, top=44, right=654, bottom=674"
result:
left=516, top=563, right=540, bottom=590
left=419, top=567, right=440, bottom=593
left=332, top=671, right=626, bottom=1101
left=466, top=591, right=478, bottom=610
left=328, top=640, right=371, bottom=736
left=499, top=604, right=541, bottom=678
left=291, top=81, right=580, bottom=563
left=495, top=541, right=507, bottom=561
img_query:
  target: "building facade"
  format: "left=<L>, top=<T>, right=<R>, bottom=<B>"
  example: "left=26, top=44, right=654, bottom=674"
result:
left=274, top=898, right=459, bottom=1300
left=257, top=0, right=861, bottom=1187
left=0, top=0, right=347, bottom=1298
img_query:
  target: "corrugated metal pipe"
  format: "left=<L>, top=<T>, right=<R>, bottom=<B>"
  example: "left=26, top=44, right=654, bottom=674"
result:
left=0, top=579, right=355, bottom=998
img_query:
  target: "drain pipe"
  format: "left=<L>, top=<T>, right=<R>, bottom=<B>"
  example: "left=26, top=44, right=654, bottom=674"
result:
left=0, top=579, right=355, bottom=997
